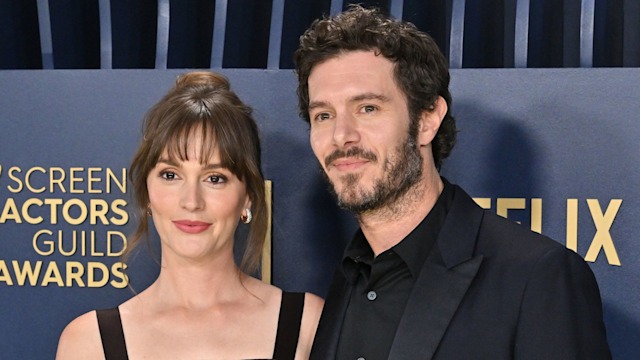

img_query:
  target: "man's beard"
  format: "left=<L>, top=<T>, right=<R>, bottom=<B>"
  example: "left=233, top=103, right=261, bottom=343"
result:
left=323, top=130, right=423, bottom=215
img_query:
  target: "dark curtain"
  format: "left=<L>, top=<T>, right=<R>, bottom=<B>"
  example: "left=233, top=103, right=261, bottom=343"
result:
left=0, top=0, right=637, bottom=69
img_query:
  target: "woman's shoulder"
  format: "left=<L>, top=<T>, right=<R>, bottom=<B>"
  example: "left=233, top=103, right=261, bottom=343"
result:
left=55, top=310, right=104, bottom=360
left=300, top=292, right=323, bottom=323
left=302, top=291, right=323, bottom=308
left=296, top=292, right=324, bottom=359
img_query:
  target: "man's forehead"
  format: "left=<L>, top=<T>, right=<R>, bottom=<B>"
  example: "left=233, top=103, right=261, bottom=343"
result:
left=308, top=54, right=403, bottom=105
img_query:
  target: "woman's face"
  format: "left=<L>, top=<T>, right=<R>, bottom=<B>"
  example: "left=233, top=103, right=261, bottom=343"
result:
left=146, top=135, right=250, bottom=262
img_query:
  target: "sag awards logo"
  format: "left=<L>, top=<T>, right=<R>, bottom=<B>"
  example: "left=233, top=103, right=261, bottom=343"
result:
left=0, top=164, right=129, bottom=288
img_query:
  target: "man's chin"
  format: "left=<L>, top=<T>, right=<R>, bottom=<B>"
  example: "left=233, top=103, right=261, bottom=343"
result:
left=327, top=177, right=373, bottom=208
left=335, top=189, right=371, bottom=211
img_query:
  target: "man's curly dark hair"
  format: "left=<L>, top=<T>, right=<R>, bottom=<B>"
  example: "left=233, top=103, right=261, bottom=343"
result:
left=293, top=5, right=457, bottom=168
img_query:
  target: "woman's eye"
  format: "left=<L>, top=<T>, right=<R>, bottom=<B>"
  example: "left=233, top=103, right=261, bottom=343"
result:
left=208, top=175, right=226, bottom=184
left=160, top=171, right=177, bottom=180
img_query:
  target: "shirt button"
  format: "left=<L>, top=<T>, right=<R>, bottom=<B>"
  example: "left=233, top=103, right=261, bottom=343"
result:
left=367, top=291, right=377, bottom=301
left=357, top=357, right=366, bottom=360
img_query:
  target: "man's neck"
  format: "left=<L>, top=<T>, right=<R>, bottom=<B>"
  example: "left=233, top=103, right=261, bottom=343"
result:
left=358, top=172, right=444, bottom=257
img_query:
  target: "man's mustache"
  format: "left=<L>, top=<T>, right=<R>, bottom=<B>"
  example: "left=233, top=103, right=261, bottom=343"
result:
left=324, top=147, right=378, bottom=167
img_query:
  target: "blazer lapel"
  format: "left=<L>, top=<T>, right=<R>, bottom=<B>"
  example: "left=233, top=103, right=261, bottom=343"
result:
left=388, top=251, right=483, bottom=359
left=309, top=269, right=353, bottom=359
left=388, top=185, right=485, bottom=359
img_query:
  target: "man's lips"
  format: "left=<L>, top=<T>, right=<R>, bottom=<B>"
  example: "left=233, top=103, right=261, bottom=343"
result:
left=172, top=220, right=212, bottom=234
left=330, top=157, right=369, bottom=171
left=324, top=147, right=377, bottom=170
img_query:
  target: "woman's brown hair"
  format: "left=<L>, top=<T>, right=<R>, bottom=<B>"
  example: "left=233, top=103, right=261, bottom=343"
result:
left=126, top=71, right=266, bottom=275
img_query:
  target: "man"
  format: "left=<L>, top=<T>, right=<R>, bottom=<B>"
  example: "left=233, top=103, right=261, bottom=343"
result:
left=293, top=5, right=611, bottom=359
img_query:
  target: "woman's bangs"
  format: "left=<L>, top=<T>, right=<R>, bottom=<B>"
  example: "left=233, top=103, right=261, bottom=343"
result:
left=158, top=119, right=205, bottom=161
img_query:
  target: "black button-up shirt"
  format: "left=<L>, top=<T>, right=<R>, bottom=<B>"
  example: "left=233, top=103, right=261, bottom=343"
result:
left=336, top=181, right=454, bottom=360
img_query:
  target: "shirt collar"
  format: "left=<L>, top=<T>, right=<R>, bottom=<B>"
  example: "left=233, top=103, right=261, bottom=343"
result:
left=341, top=179, right=454, bottom=281
left=342, top=229, right=373, bottom=283
left=394, top=179, right=454, bottom=276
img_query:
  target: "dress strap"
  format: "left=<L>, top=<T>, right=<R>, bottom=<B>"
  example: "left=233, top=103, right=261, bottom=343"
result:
left=273, top=292, right=305, bottom=359
left=96, top=307, right=129, bottom=360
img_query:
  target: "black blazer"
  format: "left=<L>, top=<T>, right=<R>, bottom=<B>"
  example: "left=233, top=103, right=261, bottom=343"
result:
left=310, top=184, right=611, bottom=359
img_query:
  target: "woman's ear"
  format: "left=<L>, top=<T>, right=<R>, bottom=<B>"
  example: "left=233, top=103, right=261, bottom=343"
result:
left=417, top=96, right=447, bottom=146
left=244, top=195, right=252, bottom=211
left=242, top=194, right=252, bottom=211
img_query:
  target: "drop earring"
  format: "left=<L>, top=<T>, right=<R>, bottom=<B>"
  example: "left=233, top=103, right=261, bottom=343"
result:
left=241, top=208, right=252, bottom=224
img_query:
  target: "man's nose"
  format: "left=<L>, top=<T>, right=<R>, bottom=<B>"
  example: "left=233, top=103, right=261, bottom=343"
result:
left=332, top=113, right=360, bottom=148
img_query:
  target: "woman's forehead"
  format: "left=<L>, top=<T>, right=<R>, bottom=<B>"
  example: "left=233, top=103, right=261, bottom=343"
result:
left=161, top=125, right=219, bottom=158
left=160, top=141, right=220, bottom=162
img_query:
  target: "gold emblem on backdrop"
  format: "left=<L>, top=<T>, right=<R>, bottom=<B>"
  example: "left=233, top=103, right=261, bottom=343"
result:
left=262, top=180, right=272, bottom=284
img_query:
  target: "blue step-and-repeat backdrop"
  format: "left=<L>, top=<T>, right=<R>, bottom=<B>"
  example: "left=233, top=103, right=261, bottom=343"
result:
left=0, top=69, right=638, bottom=359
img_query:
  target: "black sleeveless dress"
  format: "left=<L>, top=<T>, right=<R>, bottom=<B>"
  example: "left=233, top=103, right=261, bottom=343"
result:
left=96, top=291, right=305, bottom=360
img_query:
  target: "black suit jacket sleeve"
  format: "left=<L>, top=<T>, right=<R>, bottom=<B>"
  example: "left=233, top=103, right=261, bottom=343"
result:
left=514, top=245, right=610, bottom=359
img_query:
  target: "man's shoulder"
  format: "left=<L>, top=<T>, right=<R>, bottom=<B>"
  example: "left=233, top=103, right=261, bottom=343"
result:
left=476, top=210, right=589, bottom=271
left=446, top=182, right=567, bottom=258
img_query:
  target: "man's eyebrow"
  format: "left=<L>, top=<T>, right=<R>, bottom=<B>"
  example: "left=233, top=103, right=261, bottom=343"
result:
left=308, top=93, right=390, bottom=111
left=351, top=93, right=390, bottom=103
left=308, top=100, right=329, bottom=111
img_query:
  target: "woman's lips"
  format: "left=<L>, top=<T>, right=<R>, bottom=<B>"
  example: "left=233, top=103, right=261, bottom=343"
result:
left=172, top=220, right=212, bottom=234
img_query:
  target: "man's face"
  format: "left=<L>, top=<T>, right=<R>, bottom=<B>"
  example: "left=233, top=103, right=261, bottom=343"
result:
left=307, top=50, right=423, bottom=213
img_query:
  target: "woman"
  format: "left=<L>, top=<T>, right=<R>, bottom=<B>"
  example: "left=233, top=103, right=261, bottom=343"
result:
left=56, top=71, right=323, bottom=359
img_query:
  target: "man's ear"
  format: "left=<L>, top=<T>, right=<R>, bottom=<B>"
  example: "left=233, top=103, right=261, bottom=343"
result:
left=417, top=96, right=447, bottom=146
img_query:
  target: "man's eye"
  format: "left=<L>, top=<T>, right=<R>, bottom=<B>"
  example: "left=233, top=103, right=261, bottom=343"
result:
left=362, top=105, right=376, bottom=113
left=314, top=113, right=330, bottom=121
